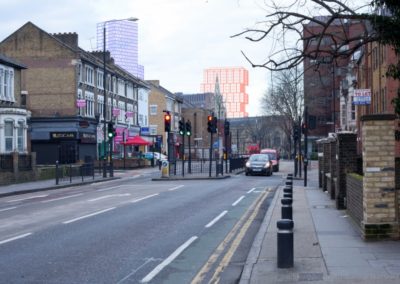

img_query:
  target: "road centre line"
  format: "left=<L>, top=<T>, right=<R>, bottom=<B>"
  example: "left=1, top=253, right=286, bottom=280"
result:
left=141, top=236, right=198, bottom=283
left=0, top=206, right=17, bottom=212
left=41, top=193, right=84, bottom=203
left=168, top=185, right=184, bottom=191
left=232, top=196, right=245, bottom=206
left=205, top=210, right=228, bottom=228
left=247, top=188, right=256, bottom=194
left=0, top=233, right=32, bottom=245
left=88, top=193, right=131, bottom=202
left=7, top=194, right=48, bottom=203
left=62, top=207, right=116, bottom=224
left=131, top=193, right=159, bottom=203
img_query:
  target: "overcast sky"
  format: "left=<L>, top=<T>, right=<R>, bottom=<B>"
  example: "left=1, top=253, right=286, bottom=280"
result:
left=0, top=0, right=287, bottom=116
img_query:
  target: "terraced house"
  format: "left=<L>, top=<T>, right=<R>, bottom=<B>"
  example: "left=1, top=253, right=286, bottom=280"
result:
left=0, top=22, right=148, bottom=164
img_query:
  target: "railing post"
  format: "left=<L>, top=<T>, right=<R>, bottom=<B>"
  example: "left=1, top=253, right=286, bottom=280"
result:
left=69, top=164, right=72, bottom=183
left=55, top=160, right=59, bottom=185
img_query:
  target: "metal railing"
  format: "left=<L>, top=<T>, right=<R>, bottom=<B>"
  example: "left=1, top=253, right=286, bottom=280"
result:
left=55, top=162, right=95, bottom=185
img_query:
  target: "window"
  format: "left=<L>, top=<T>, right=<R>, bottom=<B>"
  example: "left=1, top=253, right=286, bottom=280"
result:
left=17, top=120, right=24, bottom=152
left=0, top=68, right=3, bottom=99
left=78, top=63, right=83, bottom=83
left=150, top=105, right=157, bottom=115
left=96, top=70, right=104, bottom=89
left=85, top=91, right=95, bottom=117
left=77, top=89, right=84, bottom=116
left=118, top=101, right=125, bottom=122
left=0, top=66, right=15, bottom=102
left=85, top=66, right=94, bottom=86
left=127, top=83, right=134, bottom=99
left=150, top=125, right=157, bottom=135
left=97, top=95, right=104, bottom=119
left=4, top=120, right=14, bottom=152
left=118, top=79, right=125, bottom=97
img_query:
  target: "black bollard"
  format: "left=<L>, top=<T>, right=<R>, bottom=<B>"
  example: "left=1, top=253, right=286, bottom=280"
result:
left=285, top=180, right=293, bottom=187
left=277, top=219, right=294, bottom=268
left=283, top=192, right=293, bottom=199
left=283, top=186, right=292, bottom=193
left=281, top=198, right=293, bottom=220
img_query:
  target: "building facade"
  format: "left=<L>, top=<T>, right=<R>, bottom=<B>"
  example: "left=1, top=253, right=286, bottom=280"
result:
left=200, top=67, right=249, bottom=118
left=97, top=19, right=144, bottom=79
left=146, top=80, right=182, bottom=157
left=0, top=54, right=29, bottom=154
left=0, top=22, right=148, bottom=164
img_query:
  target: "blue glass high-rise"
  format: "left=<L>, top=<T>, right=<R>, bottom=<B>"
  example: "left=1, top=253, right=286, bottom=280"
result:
left=97, top=19, right=144, bottom=79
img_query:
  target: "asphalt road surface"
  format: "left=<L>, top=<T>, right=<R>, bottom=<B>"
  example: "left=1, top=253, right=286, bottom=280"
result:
left=0, top=161, right=292, bottom=283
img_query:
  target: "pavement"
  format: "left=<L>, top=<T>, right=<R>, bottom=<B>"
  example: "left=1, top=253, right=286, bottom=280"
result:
left=240, top=164, right=400, bottom=283
left=0, top=167, right=159, bottom=198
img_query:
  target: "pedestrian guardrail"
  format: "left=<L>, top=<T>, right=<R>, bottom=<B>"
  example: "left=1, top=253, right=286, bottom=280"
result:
left=55, top=161, right=95, bottom=185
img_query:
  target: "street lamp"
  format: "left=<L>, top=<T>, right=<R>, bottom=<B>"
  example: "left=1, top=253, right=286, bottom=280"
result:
left=102, top=17, right=138, bottom=178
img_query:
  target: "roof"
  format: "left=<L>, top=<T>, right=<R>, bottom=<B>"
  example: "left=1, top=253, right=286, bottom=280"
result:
left=0, top=53, right=27, bottom=69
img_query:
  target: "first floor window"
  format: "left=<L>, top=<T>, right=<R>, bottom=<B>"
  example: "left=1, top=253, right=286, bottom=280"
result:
left=5, top=120, right=14, bottom=152
left=85, top=91, right=95, bottom=117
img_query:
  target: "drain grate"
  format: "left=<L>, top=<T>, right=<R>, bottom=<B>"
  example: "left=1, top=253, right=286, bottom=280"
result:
left=313, top=205, right=334, bottom=209
left=298, top=273, right=324, bottom=281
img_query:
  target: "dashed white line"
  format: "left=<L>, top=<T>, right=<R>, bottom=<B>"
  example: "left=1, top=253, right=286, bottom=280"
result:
left=7, top=194, right=48, bottom=203
left=131, top=194, right=159, bottom=203
left=88, top=193, right=131, bottom=202
left=205, top=210, right=228, bottom=228
left=62, top=207, right=116, bottom=224
left=0, top=206, right=17, bottom=212
left=97, top=185, right=123, bottom=192
left=247, top=188, right=256, bottom=194
left=141, top=236, right=198, bottom=283
left=0, top=233, right=32, bottom=245
left=168, top=185, right=184, bottom=191
left=41, top=193, right=83, bottom=203
left=232, top=196, right=245, bottom=206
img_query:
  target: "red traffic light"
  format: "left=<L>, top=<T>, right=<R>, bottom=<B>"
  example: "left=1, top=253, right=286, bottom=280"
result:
left=207, top=115, right=213, bottom=121
left=165, top=114, right=171, bottom=121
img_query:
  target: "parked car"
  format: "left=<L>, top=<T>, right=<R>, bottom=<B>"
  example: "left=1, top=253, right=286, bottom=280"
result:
left=245, top=154, right=273, bottom=176
left=260, top=148, right=280, bottom=172
left=143, top=152, right=167, bottom=161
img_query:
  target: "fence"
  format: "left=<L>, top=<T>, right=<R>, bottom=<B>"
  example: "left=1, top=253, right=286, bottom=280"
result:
left=168, top=156, right=246, bottom=177
left=55, top=162, right=95, bottom=185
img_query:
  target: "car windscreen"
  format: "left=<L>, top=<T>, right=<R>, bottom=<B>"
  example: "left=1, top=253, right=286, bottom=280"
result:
left=249, top=155, right=269, bottom=162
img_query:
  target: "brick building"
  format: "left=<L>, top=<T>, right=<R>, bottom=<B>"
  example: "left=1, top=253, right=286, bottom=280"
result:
left=0, top=54, right=29, bottom=154
left=0, top=22, right=148, bottom=164
left=146, top=80, right=182, bottom=158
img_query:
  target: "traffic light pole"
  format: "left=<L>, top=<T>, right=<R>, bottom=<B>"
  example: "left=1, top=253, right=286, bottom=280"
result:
left=209, top=132, right=213, bottom=178
left=298, top=116, right=302, bottom=178
left=181, top=117, right=185, bottom=177
left=304, top=106, right=308, bottom=186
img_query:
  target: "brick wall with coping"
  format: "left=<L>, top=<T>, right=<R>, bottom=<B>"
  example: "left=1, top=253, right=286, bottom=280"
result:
left=361, top=114, right=399, bottom=240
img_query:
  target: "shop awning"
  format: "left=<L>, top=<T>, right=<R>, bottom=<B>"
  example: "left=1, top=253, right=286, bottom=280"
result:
left=122, top=135, right=152, bottom=146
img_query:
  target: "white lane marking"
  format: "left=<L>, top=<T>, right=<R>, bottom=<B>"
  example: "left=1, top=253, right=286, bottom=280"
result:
left=62, top=207, right=116, bottom=224
left=117, top=257, right=161, bottom=284
left=0, top=233, right=32, bottom=245
left=41, top=193, right=84, bottom=203
left=141, top=236, right=198, bottom=283
left=232, top=196, right=245, bottom=207
left=7, top=194, right=48, bottom=203
left=205, top=210, right=228, bottom=228
left=0, top=206, right=17, bottom=212
left=97, top=185, right=123, bottom=192
left=131, top=194, right=159, bottom=203
left=247, top=188, right=256, bottom=194
left=88, top=193, right=131, bottom=202
left=168, top=185, right=184, bottom=191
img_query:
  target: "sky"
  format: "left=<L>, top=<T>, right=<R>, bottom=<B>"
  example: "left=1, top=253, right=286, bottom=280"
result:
left=0, top=0, right=283, bottom=116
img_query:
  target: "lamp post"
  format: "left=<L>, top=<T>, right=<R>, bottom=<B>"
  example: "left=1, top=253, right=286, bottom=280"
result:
left=101, top=17, right=138, bottom=178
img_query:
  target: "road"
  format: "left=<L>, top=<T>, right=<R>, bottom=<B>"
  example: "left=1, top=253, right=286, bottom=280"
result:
left=0, top=162, right=291, bottom=283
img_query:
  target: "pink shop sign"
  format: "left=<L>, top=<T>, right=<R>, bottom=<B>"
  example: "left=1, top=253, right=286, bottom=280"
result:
left=76, top=99, right=86, bottom=108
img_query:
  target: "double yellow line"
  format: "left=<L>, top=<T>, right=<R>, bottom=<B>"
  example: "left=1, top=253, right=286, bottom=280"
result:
left=192, top=187, right=272, bottom=284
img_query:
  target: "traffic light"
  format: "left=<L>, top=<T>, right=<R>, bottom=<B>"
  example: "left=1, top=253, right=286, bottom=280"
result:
left=224, top=120, right=230, bottom=136
left=207, top=115, right=213, bottom=133
left=293, top=125, right=299, bottom=141
left=185, top=120, right=192, bottom=136
left=107, top=122, right=116, bottom=138
left=164, top=113, right=171, bottom=132
left=178, top=119, right=185, bottom=136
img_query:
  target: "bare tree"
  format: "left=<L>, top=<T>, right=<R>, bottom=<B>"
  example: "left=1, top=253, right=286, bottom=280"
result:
left=232, top=0, right=397, bottom=73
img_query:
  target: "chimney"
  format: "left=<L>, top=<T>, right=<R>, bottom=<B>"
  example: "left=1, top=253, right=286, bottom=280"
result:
left=52, top=32, right=78, bottom=48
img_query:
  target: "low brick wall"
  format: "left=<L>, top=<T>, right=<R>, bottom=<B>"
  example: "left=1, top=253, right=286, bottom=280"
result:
left=346, top=173, right=363, bottom=229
